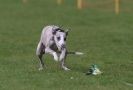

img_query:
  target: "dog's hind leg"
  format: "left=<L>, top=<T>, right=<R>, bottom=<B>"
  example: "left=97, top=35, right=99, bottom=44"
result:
left=36, top=42, right=46, bottom=71
left=38, top=54, right=44, bottom=71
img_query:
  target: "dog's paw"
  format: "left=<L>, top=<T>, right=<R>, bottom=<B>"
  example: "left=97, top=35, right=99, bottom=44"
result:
left=53, top=52, right=58, bottom=61
left=38, top=67, right=43, bottom=71
left=62, top=66, right=71, bottom=71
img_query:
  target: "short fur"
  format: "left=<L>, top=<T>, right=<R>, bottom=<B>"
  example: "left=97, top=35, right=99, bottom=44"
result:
left=36, top=25, right=70, bottom=71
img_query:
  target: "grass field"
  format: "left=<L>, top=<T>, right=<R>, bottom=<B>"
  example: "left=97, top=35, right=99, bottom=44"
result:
left=0, top=0, right=133, bottom=90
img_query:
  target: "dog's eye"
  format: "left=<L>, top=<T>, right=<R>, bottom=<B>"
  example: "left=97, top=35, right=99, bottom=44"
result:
left=57, top=37, right=60, bottom=41
left=64, top=38, right=66, bottom=41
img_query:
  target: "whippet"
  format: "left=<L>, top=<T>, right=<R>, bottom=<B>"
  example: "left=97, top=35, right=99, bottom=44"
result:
left=36, top=25, right=83, bottom=71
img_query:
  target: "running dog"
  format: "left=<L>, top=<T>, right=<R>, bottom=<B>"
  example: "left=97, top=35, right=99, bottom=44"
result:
left=36, top=25, right=83, bottom=71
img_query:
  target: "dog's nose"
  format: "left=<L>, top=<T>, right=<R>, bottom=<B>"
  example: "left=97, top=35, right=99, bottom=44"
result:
left=61, top=44, right=66, bottom=48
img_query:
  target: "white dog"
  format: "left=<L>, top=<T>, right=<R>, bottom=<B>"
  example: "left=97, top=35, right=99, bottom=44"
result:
left=36, top=25, right=83, bottom=71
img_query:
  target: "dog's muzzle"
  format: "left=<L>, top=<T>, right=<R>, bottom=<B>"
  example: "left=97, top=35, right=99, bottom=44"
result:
left=60, top=44, right=66, bottom=50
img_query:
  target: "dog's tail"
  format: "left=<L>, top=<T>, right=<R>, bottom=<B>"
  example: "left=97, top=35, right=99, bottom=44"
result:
left=67, top=51, right=84, bottom=55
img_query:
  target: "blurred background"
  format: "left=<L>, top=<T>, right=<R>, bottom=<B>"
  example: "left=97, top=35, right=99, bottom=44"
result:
left=0, top=0, right=133, bottom=90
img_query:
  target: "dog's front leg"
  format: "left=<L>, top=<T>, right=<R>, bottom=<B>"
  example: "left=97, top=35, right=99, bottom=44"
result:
left=45, top=47, right=58, bottom=61
left=60, top=49, right=70, bottom=71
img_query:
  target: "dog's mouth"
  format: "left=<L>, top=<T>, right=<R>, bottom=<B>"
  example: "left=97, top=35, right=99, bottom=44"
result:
left=57, top=45, right=65, bottom=51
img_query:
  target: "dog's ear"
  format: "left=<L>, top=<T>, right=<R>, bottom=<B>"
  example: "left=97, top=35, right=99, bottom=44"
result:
left=52, top=28, right=58, bottom=35
left=52, top=29, right=56, bottom=35
left=65, top=29, right=69, bottom=36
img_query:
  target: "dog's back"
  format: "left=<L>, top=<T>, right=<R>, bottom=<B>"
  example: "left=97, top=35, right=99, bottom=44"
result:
left=40, top=25, right=59, bottom=47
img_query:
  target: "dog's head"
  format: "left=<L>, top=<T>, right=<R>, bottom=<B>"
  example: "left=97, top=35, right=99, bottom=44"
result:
left=52, top=28, right=68, bottom=51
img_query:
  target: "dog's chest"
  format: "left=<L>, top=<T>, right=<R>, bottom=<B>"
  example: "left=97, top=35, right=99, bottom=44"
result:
left=50, top=43, right=59, bottom=52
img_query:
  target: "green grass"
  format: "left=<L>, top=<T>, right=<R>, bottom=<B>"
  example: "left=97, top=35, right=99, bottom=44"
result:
left=0, top=0, right=133, bottom=90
